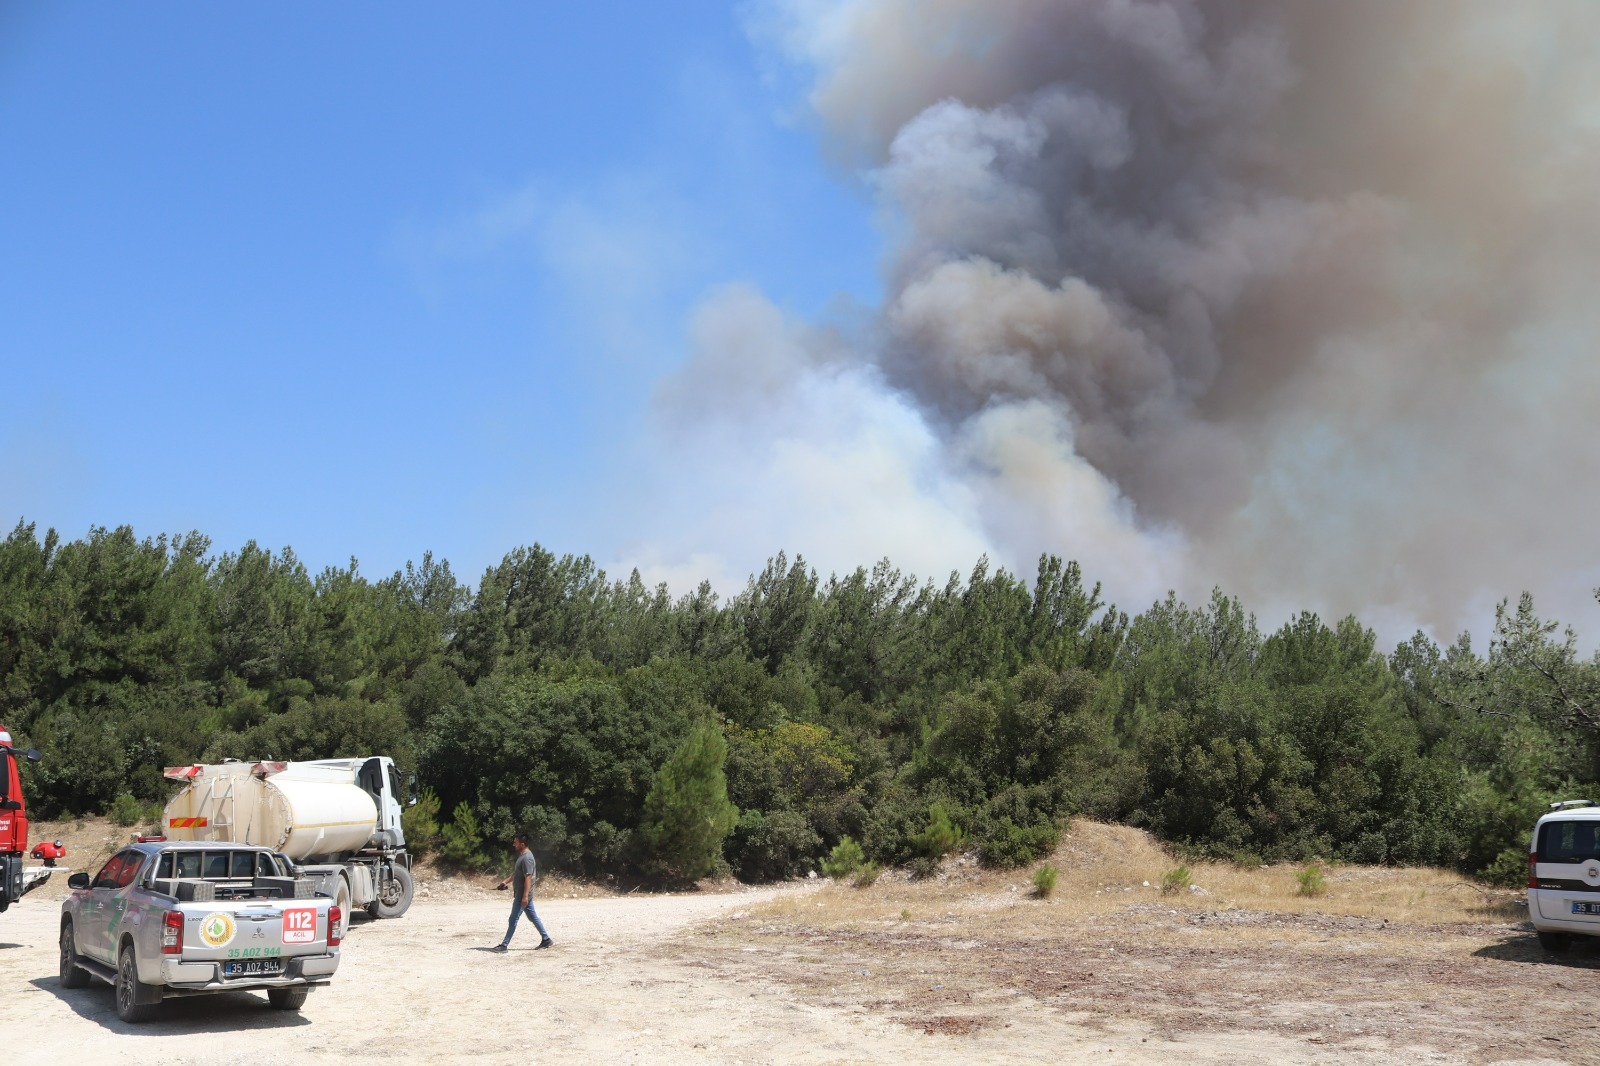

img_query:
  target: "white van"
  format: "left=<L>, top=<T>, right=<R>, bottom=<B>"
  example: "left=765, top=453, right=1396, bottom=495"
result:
left=1528, top=800, right=1600, bottom=952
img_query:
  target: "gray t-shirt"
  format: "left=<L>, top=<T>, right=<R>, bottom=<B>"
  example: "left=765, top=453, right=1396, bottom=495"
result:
left=512, top=850, right=537, bottom=895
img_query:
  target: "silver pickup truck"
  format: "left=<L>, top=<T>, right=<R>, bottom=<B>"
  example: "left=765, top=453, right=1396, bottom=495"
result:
left=59, top=839, right=341, bottom=1022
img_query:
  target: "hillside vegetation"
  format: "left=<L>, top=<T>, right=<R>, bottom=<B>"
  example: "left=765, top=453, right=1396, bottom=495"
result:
left=2, top=521, right=1596, bottom=884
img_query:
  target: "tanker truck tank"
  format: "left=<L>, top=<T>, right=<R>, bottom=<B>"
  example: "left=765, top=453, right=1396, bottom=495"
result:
left=163, top=763, right=378, bottom=858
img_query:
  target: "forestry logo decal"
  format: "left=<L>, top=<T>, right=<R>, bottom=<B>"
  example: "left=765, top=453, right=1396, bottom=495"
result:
left=199, top=912, right=236, bottom=948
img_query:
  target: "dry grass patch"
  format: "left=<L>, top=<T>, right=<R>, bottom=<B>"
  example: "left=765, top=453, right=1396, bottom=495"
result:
left=746, top=820, right=1519, bottom=934
left=674, top=821, right=1574, bottom=1059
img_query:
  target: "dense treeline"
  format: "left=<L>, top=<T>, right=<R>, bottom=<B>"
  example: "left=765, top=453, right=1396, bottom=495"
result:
left=2, top=520, right=1596, bottom=884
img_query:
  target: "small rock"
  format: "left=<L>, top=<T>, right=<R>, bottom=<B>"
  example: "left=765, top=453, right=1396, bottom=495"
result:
left=807, top=870, right=818, bottom=879
left=1188, top=884, right=1208, bottom=896
left=729, top=910, right=747, bottom=921
left=1142, top=880, right=1151, bottom=888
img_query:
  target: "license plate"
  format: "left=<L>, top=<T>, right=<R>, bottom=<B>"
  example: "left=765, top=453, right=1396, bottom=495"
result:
left=1571, top=902, right=1600, bottom=915
left=223, top=959, right=285, bottom=977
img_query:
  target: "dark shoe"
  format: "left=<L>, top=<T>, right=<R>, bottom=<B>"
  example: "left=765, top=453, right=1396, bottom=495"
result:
left=536, top=939, right=554, bottom=950
left=491, top=943, right=509, bottom=953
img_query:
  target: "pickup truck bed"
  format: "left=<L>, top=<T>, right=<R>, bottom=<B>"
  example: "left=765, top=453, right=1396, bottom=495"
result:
left=60, top=841, right=341, bottom=1021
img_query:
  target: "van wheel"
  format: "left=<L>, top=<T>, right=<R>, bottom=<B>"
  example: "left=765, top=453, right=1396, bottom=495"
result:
left=115, top=944, right=161, bottom=1022
left=369, top=863, right=414, bottom=919
left=1538, top=931, right=1573, bottom=954
left=268, top=986, right=309, bottom=1010
left=59, top=922, right=89, bottom=988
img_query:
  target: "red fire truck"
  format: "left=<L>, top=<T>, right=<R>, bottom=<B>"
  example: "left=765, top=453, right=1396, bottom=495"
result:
left=1, top=725, right=62, bottom=912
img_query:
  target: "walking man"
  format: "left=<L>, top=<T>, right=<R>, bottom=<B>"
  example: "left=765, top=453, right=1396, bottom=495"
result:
left=492, top=831, right=553, bottom=952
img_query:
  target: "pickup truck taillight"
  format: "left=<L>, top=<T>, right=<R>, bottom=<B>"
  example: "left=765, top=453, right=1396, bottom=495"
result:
left=328, top=906, right=342, bottom=948
left=162, top=909, right=183, bottom=954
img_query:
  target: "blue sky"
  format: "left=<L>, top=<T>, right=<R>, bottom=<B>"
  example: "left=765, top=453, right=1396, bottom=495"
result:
left=0, top=1, right=879, bottom=584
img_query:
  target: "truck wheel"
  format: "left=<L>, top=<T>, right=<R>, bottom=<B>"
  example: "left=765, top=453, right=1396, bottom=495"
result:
left=115, top=944, right=161, bottom=1023
left=268, top=986, right=310, bottom=1011
left=1538, top=931, right=1573, bottom=954
left=369, top=863, right=415, bottom=919
left=59, top=922, right=90, bottom=989
left=334, top=878, right=352, bottom=939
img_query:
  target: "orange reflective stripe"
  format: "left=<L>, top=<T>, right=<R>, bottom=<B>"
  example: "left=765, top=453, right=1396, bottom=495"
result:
left=167, top=817, right=208, bottom=828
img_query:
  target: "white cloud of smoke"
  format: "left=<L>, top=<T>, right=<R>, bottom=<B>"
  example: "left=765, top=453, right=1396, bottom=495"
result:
left=634, top=0, right=1600, bottom=644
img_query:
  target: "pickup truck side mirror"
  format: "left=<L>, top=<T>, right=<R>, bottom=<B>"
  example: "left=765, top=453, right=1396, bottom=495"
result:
left=68, top=872, right=91, bottom=890
left=25, top=748, right=42, bottom=761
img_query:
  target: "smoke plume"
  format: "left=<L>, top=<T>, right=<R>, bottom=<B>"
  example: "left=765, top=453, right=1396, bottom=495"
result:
left=643, top=0, right=1600, bottom=642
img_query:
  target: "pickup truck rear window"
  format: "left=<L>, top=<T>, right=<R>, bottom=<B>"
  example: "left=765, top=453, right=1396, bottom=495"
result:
left=156, top=850, right=283, bottom=880
left=1541, top=821, right=1600, bottom=863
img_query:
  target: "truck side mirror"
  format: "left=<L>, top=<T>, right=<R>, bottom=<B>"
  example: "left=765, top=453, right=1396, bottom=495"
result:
left=68, top=872, right=90, bottom=890
left=406, top=771, right=418, bottom=807
left=25, top=748, right=42, bottom=761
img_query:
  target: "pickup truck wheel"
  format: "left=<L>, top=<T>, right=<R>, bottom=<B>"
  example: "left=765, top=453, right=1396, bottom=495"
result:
left=115, top=944, right=161, bottom=1023
left=369, top=863, right=414, bottom=919
left=59, top=922, right=90, bottom=989
left=267, top=986, right=309, bottom=1011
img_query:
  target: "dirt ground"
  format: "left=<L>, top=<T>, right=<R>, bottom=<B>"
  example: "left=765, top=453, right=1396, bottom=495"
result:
left=2, top=820, right=1596, bottom=1065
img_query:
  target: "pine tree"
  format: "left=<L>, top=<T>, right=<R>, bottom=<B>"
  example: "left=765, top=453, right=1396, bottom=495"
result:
left=636, top=721, right=739, bottom=883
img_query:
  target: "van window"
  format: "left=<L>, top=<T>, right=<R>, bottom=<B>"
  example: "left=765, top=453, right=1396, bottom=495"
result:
left=1541, top=821, right=1600, bottom=863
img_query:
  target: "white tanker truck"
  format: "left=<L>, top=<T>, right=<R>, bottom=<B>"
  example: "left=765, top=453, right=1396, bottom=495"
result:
left=160, top=756, right=416, bottom=935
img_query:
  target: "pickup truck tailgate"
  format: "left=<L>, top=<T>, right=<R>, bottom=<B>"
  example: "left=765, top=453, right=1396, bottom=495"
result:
left=181, top=901, right=332, bottom=974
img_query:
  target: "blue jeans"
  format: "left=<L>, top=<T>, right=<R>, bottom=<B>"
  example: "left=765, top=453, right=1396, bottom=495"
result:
left=501, top=895, right=550, bottom=945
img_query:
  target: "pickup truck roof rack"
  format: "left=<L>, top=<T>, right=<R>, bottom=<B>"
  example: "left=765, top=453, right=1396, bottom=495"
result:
left=1548, top=799, right=1598, bottom=811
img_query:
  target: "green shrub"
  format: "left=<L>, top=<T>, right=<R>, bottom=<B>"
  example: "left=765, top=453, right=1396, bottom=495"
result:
left=439, top=801, right=489, bottom=869
left=852, top=861, right=881, bottom=888
left=636, top=722, right=739, bottom=884
left=108, top=792, right=148, bottom=828
left=1295, top=863, right=1326, bottom=897
left=907, top=854, right=941, bottom=880
left=911, top=803, right=964, bottom=859
left=979, top=817, right=1059, bottom=867
left=402, top=787, right=443, bottom=855
left=729, top=809, right=822, bottom=881
left=1161, top=864, right=1191, bottom=895
left=1032, top=863, right=1058, bottom=898
left=820, top=835, right=865, bottom=879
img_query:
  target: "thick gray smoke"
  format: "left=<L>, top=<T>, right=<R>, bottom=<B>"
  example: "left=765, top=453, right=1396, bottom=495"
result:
left=642, top=0, right=1600, bottom=643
